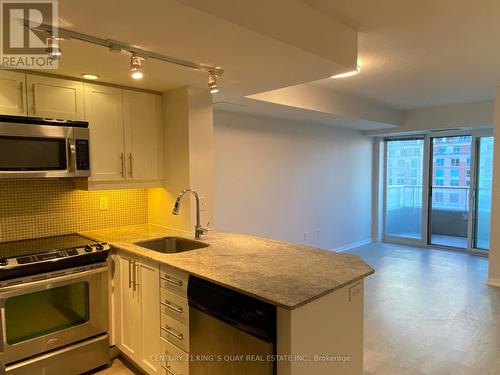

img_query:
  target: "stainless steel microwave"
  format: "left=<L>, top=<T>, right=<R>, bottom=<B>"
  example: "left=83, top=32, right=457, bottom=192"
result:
left=0, top=115, right=90, bottom=179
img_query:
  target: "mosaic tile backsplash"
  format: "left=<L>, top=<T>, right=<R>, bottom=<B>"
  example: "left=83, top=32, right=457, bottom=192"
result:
left=0, top=180, right=148, bottom=242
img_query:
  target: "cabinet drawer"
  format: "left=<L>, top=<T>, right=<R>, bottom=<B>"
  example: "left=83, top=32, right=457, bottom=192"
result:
left=161, top=313, right=189, bottom=352
left=160, top=264, right=188, bottom=297
left=160, top=337, right=189, bottom=375
left=161, top=289, right=189, bottom=325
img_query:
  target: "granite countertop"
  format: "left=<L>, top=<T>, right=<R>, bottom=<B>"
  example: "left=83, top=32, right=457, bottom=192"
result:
left=81, top=224, right=374, bottom=310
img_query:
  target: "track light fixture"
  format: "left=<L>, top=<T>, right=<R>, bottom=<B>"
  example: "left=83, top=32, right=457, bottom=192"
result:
left=46, top=37, right=62, bottom=60
left=208, top=73, right=219, bottom=94
left=30, top=22, right=225, bottom=88
left=130, top=55, right=144, bottom=79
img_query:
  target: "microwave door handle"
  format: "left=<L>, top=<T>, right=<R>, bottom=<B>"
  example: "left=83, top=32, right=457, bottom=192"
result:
left=67, top=139, right=76, bottom=173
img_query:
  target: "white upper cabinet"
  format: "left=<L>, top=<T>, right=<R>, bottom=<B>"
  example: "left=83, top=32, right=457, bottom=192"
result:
left=84, top=84, right=125, bottom=182
left=27, top=74, right=84, bottom=120
left=0, top=71, right=27, bottom=116
left=123, top=90, right=162, bottom=181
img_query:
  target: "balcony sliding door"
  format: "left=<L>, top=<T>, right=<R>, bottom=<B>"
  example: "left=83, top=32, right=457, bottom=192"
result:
left=428, top=136, right=472, bottom=249
left=383, top=133, right=493, bottom=253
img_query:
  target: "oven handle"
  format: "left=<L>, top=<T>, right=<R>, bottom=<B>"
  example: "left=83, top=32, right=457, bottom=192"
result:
left=0, top=304, right=4, bottom=355
left=0, top=265, right=108, bottom=295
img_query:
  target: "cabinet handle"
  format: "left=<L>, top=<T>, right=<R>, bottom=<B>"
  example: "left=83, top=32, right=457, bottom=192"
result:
left=128, top=153, right=133, bottom=178
left=162, top=275, right=183, bottom=287
left=120, top=153, right=125, bottom=177
left=162, top=365, right=178, bottom=375
left=162, top=300, right=183, bottom=314
left=164, top=326, right=183, bottom=341
left=31, top=83, right=36, bottom=115
left=18, top=82, right=24, bottom=113
left=134, top=262, right=140, bottom=290
left=128, top=257, right=133, bottom=289
left=132, top=259, right=137, bottom=291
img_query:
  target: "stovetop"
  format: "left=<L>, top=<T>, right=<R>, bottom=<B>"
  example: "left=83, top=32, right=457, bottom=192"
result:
left=0, top=234, right=110, bottom=281
left=0, top=234, right=99, bottom=259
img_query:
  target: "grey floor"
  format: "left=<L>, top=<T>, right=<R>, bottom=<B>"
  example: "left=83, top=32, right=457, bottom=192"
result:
left=349, top=242, right=500, bottom=375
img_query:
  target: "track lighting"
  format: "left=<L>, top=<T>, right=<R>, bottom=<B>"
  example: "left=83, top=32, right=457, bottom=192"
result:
left=208, top=73, right=219, bottom=94
left=130, top=55, right=144, bottom=79
left=46, top=37, right=61, bottom=60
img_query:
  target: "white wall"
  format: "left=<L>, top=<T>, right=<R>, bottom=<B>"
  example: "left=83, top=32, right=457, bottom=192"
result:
left=488, top=90, right=500, bottom=286
left=213, top=110, right=373, bottom=250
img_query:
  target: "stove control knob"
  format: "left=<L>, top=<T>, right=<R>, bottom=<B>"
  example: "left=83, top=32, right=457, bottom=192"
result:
left=96, top=243, right=104, bottom=251
left=84, top=245, right=93, bottom=252
left=0, top=258, right=8, bottom=266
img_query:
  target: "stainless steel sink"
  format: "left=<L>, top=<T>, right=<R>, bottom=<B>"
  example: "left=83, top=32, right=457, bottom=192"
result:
left=133, top=237, right=209, bottom=253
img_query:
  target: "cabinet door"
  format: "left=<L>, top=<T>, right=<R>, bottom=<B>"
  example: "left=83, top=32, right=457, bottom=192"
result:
left=123, top=90, right=162, bottom=181
left=84, top=84, right=125, bottom=181
left=115, top=253, right=142, bottom=362
left=137, top=258, right=161, bottom=374
left=0, top=71, right=26, bottom=116
left=27, top=74, right=84, bottom=120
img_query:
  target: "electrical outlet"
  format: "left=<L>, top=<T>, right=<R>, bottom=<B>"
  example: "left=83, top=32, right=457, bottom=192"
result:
left=99, top=196, right=109, bottom=210
left=349, top=283, right=362, bottom=302
left=200, top=197, right=207, bottom=212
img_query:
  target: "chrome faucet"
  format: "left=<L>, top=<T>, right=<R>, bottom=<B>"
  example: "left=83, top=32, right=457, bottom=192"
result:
left=172, top=188, right=208, bottom=240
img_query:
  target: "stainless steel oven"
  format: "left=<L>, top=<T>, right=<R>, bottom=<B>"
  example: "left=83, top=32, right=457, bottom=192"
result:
left=0, top=263, right=109, bottom=371
left=0, top=115, right=90, bottom=179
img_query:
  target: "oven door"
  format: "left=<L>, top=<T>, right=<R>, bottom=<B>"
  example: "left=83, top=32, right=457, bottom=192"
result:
left=0, top=264, right=108, bottom=365
left=0, top=122, right=75, bottom=178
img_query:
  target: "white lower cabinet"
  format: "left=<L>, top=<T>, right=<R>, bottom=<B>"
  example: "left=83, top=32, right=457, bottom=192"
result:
left=113, top=251, right=161, bottom=374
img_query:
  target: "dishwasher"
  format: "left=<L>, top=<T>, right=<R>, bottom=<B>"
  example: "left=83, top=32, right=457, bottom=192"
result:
left=188, top=276, right=277, bottom=375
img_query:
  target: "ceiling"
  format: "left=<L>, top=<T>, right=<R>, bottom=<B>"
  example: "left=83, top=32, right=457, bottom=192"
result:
left=53, top=0, right=355, bottom=96
left=38, top=0, right=500, bottom=131
left=305, top=0, right=500, bottom=110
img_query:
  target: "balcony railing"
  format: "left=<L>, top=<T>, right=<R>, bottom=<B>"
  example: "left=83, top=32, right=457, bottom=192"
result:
left=386, top=185, right=470, bottom=211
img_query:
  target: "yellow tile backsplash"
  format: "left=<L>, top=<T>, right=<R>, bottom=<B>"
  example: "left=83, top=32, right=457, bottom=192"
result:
left=0, top=180, right=148, bottom=242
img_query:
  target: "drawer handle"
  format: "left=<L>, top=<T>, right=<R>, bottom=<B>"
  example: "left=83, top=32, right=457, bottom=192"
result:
left=163, top=275, right=183, bottom=287
left=164, top=326, right=183, bottom=341
left=162, top=365, right=179, bottom=375
left=163, top=300, right=183, bottom=314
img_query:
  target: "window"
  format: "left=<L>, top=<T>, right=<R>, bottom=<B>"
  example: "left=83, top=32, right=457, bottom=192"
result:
left=449, top=193, right=459, bottom=204
left=435, top=169, right=444, bottom=178
left=436, top=158, right=445, bottom=167
left=450, top=169, right=460, bottom=178
left=438, top=147, right=446, bottom=155
left=451, top=158, right=460, bottom=166
left=450, top=179, right=459, bottom=186
left=435, top=179, right=444, bottom=186
left=454, top=146, right=461, bottom=154
left=385, top=139, right=424, bottom=239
